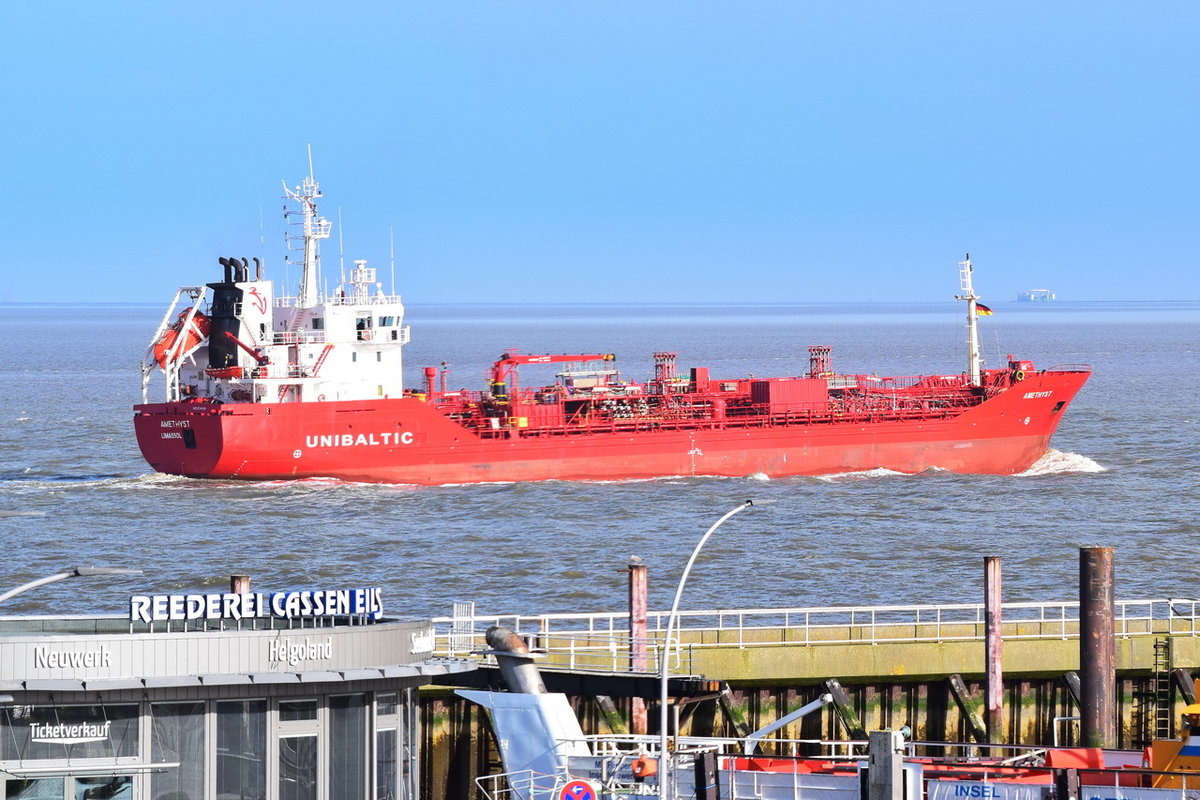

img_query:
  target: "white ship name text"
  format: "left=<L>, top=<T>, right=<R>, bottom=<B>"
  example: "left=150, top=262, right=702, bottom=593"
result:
left=305, top=432, right=414, bottom=447
left=1023, top=391, right=1053, bottom=399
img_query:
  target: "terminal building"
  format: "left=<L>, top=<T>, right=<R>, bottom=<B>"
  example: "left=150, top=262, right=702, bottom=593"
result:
left=0, top=579, right=475, bottom=800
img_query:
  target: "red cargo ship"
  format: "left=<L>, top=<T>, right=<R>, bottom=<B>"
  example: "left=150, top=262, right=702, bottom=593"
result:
left=133, top=168, right=1090, bottom=485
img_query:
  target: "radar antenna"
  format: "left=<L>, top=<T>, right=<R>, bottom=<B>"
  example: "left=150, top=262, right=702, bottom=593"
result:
left=955, top=253, right=984, bottom=386
left=282, top=144, right=332, bottom=308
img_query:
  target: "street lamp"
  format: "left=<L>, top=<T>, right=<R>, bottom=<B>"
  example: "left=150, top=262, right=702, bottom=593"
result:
left=658, top=500, right=758, bottom=799
left=0, top=566, right=143, bottom=605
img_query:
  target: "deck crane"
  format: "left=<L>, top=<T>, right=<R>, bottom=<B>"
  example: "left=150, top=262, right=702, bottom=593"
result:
left=489, top=352, right=616, bottom=398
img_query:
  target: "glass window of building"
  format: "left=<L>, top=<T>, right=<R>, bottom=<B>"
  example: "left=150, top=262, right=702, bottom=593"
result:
left=216, top=700, right=266, bottom=800
left=330, top=695, right=367, bottom=800
left=278, top=700, right=318, bottom=722
left=151, top=702, right=205, bottom=800
left=73, top=776, right=131, bottom=799
left=5, top=778, right=64, bottom=799
left=278, top=735, right=317, bottom=800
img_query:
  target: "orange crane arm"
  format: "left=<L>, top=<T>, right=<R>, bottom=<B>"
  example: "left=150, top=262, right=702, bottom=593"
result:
left=490, top=352, right=615, bottom=393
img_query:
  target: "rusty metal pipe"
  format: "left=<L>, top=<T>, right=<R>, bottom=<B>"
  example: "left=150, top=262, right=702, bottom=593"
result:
left=486, top=625, right=546, bottom=695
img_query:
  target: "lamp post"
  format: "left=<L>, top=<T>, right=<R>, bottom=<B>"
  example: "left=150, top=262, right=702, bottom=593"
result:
left=0, top=566, right=143, bottom=605
left=658, top=500, right=757, bottom=800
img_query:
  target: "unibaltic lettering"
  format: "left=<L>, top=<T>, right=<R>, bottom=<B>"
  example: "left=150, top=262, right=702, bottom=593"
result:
left=304, top=431, right=414, bottom=448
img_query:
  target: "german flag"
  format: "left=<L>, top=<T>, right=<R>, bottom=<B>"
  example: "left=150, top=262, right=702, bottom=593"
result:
left=975, top=303, right=993, bottom=316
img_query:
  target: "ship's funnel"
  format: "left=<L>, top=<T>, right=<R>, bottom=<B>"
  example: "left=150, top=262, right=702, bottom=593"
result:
left=486, top=625, right=547, bottom=695
left=218, top=257, right=233, bottom=284
left=253, top=257, right=262, bottom=280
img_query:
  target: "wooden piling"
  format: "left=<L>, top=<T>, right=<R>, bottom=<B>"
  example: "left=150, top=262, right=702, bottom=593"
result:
left=985, top=556, right=1005, bottom=742
left=626, top=556, right=649, bottom=734
left=1080, top=546, right=1116, bottom=748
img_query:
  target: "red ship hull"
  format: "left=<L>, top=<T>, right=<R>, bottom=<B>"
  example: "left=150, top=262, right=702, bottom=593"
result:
left=134, top=369, right=1089, bottom=485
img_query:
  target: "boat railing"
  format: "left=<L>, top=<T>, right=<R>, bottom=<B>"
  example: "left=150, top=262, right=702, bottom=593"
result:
left=274, top=293, right=404, bottom=307
left=474, top=769, right=564, bottom=800
left=433, top=598, right=1200, bottom=668
left=461, top=399, right=982, bottom=440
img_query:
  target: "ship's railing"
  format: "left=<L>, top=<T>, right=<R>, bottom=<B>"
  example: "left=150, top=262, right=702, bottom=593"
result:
left=462, top=401, right=981, bottom=439
left=432, top=598, right=1200, bottom=671
left=250, top=363, right=311, bottom=380
left=274, top=293, right=403, bottom=307
left=272, top=330, right=328, bottom=346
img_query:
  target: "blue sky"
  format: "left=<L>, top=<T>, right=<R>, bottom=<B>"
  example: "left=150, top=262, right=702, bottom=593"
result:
left=1, top=3, right=1195, bottom=304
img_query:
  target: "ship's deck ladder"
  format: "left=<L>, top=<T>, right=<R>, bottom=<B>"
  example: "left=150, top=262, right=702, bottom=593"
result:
left=1154, top=637, right=1174, bottom=741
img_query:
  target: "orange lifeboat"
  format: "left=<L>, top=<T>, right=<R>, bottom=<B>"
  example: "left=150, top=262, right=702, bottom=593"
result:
left=153, top=309, right=210, bottom=368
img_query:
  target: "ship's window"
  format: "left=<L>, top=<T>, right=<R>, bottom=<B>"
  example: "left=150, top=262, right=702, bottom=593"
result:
left=352, top=353, right=357, bottom=363
left=378, top=316, right=395, bottom=326
left=312, top=318, right=324, bottom=330
left=376, top=352, right=382, bottom=362
left=391, top=330, right=399, bottom=341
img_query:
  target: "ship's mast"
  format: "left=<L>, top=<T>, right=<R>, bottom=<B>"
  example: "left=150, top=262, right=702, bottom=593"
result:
left=955, top=253, right=983, bottom=386
left=283, top=148, right=332, bottom=309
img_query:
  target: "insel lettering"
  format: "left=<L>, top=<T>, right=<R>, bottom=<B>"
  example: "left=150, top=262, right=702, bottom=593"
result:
left=304, top=432, right=413, bottom=447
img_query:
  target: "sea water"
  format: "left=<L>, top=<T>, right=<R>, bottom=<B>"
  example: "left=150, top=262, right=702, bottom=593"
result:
left=0, top=301, right=1197, bottom=619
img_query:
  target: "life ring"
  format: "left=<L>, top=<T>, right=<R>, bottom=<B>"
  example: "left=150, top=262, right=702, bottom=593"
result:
left=631, top=756, right=657, bottom=779
left=318, top=394, right=326, bottom=402
left=360, top=329, right=373, bottom=341
left=1013, top=370, right=1026, bottom=382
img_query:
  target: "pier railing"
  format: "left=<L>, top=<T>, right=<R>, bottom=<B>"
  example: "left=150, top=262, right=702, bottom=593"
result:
left=432, top=597, right=1200, bottom=674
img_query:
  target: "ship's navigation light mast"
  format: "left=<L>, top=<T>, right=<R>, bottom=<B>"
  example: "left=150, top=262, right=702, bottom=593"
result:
left=955, top=253, right=983, bottom=386
left=282, top=164, right=332, bottom=308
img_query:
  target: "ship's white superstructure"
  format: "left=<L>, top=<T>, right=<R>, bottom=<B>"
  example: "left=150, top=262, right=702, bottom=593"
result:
left=140, top=166, right=409, bottom=406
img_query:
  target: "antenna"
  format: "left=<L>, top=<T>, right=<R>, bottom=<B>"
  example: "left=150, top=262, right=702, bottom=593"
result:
left=258, top=202, right=266, bottom=278
left=338, top=207, right=346, bottom=284
left=390, top=225, right=396, bottom=295
left=307, top=143, right=315, bottom=182
left=955, top=253, right=982, bottom=386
